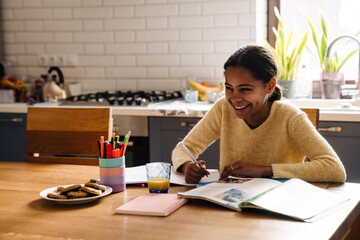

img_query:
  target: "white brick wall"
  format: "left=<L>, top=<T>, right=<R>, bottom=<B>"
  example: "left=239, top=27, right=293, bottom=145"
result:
left=1, top=0, right=264, bottom=93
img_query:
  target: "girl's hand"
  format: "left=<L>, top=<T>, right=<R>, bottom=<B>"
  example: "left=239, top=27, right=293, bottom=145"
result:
left=181, top=160, right=210, bottom=184
left=220, top=160, right=273, bottom=180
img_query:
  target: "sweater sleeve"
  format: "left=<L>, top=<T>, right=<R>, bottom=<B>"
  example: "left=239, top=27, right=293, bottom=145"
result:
left=171, top=99, right=222, bottom=173
left=272, top=112, right=346, bottom=182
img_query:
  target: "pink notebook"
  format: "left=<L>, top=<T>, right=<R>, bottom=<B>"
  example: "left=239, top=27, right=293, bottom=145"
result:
left=116, top=193, right=188, bottom=216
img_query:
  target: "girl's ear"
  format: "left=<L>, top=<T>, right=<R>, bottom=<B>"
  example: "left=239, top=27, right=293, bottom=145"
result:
left=267, top=77, right=276, bottom=94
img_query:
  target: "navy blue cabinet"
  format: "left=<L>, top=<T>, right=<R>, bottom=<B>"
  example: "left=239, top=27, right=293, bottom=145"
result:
left=0, top=113, right=27, bottom=162
left=319, top=121, right=360, bottom=183
left=149, top=117, right=220, bottom=169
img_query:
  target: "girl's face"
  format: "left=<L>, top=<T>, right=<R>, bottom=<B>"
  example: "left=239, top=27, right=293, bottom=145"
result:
left=224, top=66, right=275, bottom=128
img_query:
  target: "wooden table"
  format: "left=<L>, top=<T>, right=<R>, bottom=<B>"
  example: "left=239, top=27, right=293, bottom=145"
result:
left=0, top=162, right=359, bottom=240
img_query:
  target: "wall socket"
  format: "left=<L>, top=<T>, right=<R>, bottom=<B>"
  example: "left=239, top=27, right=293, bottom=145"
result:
left=38, top=54, right=78, bottom=67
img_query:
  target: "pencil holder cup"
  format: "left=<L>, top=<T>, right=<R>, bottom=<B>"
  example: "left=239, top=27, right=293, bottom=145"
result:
left=99, top=156, right=126, bottom=193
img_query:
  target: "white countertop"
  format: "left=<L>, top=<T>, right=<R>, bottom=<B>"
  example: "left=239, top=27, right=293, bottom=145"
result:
left=1, top=99, right=360, bottom=122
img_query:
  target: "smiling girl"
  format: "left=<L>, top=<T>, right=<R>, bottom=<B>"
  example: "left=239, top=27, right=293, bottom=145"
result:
left=172, top=45, right=346, bottom=184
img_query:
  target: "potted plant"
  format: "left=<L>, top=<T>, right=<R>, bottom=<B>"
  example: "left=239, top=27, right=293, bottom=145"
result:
left=305, top=12, right=359, bottom=99
left=265, top=7, right=308, bottom=99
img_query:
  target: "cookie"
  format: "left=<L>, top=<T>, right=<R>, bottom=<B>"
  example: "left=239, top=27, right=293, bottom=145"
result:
left=47, top=192, right=68, bottom=199
left=67, top=190, right=89, bottom=198
left=57, top=186, right=65, bottom=191
left=85, top=182, right=106, bottom=192
left=60, top=184, right=81, bottom=194
left=81, top=186, right=103, bottom=196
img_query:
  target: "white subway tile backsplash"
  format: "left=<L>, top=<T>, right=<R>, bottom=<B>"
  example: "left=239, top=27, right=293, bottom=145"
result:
left=2, top=0, right=22, bottom=8
left=146, top=17, right=167, bottom=29
left=82, top=0, right=102, bottom=6
left=180, top=29, right=202, bottom=41
left=44, top=20, right=83, bottom=31
left=86, top=67, right=105, bottom=78
left=215, top=41, right=238, bottom=53
left=2, top=10, right=14, bottom=20
left=54, top=32, right=73, bottom=43
left=135, top=4, right=178, bottom=17
left=46, top=44, right=84, bottom=54
left=116, top=55, right=136, bottom=66
left=13, top=9, right=52, bottom=19
left=169, top=42, right=213, bottom=53
left=106, top=67, right=147, bottom=78
left=52, top=8, right=72, bottom=19
left=43, top=0, right=81, bottom=7
left=214, top=15, right=237, bottom=27
left=170, top=66, right=214, bottom=78
left=4, top=44, right=26, bottom=55
left=26, top=44, right=45, bottom=54
left=2, top=0, right=260, bottom=93
left=2, top=21, right=24, bottom=32
left=169, top=16, right=212, bottom=28
left=23, top=0, right=42, bottom=8
left=147, top=43, right=168, bottom=54
left=115, top=31, right=135, bottom=42
left=24, top=21, right=43, bottom=31
left=78, top=56, right=115, bottom=66
left=114, top=6, right=134, bottom=17
left=105, top=19, right=145, bottom=30
left=116, top=80, right=137, bottom=91
left=17, top=56, right=38, bottom=66
left=85, top=44, right=104, bottom=54
left=84, top=20, right=104, bottom=31
left=105, top=43, right=146, bottom=54
left=137, top=55, right=179, bottom=66
left=136, top=30, right=178, bottom=42
left=147, top=67, right=169, bottom=78
left=138, top=79, right=180, bottom=91
left=179, top=3, right=201, bottom=15
left=15, top=33, right=53, bottom=43
left=180, top=54, right=202, bottom=66
left=203, top=27, right=250, bottom=40
left=73, top=7, right=113, bottom=19
left=203, top=0, right=250, bottom=14
left=75, top=32, right=114, bottom=43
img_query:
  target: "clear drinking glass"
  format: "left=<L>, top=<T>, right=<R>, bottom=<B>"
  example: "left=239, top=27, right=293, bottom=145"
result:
left=146, top=162, right=171, bottom=193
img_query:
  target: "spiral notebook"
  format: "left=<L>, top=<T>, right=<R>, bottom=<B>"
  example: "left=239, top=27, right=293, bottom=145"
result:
left=116, top=193, right=188, bottom=216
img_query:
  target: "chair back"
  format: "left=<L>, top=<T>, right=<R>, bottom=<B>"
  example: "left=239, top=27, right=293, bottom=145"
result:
left=300, top=108, right=319, bottom=129
left=25, top=107, right=112, bottom=165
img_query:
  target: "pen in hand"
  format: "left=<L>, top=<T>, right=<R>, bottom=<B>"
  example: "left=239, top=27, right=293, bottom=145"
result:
left=180, top=142, right=208, bottom=177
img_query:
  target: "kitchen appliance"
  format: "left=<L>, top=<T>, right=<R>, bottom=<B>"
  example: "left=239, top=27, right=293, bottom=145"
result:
left=60, top=90, right=183, bottom=106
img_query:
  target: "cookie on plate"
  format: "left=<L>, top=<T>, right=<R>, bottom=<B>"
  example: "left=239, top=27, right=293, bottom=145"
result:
left=85, top=182, right=106, bottom=192
left=47, top=192, right=68, bottom=199
left=81, top=186, right=103, bottom=196
left=67, top=190, right=89, bottom=198
left=60, top=184, right=81, bottom=194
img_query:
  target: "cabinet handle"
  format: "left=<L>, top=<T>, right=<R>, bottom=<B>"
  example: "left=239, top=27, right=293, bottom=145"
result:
left=318, top=127, right=342, bottom=132
left=180, top=122, right=196, bottom=127
left=0, top=118, right=23, bottom=123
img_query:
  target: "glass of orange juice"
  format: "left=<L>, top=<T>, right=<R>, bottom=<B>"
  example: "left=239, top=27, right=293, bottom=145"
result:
left=146, top=162, right=171, bottom=193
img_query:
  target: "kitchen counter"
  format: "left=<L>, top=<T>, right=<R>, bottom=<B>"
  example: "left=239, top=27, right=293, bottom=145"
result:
left=1, top=99, right=360, bottom=122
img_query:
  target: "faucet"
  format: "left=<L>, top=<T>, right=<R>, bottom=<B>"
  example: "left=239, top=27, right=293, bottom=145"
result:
left=48, top=66, right=64, bottom=88
left=326, top=35, right=360, bottom=99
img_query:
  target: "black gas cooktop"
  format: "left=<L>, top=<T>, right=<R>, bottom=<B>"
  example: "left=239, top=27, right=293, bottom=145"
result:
left=60, top=90, right=183, bottom=106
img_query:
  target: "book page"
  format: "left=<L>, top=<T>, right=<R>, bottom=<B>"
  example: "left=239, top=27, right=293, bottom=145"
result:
left=243, top=178, right=349, bottom=221
left=179, top=178, right=281, bottom=211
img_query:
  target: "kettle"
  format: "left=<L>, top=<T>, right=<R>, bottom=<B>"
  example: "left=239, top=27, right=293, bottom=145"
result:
left=42, top=66, right=66, bottom=102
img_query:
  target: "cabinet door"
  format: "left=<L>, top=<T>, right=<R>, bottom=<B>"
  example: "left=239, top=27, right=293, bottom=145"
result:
left=149, top=117, right=220, bottom=169
left=0, top=113, right=27, bottom=162
left=319, top=121, right=360, bottom=183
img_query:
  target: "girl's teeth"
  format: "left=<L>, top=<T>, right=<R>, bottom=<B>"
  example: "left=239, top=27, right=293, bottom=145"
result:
left=235, top=105, right=247, bottom=110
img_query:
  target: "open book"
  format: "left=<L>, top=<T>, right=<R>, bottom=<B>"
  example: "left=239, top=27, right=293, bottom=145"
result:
left=178, top=178, right=350, bottom=222
left=125, top=165, right=219, bottom=186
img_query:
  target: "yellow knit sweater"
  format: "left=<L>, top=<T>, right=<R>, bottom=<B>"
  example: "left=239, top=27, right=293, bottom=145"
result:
left=172, top=97, right=346, bottom=182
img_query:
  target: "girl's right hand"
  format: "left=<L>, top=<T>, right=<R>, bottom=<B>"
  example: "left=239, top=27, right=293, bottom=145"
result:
left=181, top=160, right=210, bottom=184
